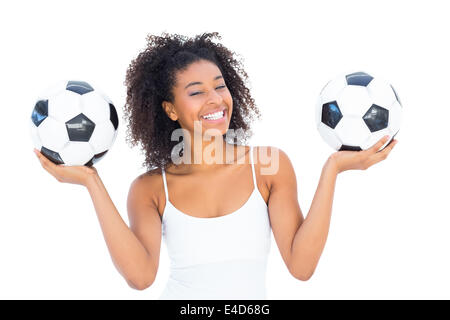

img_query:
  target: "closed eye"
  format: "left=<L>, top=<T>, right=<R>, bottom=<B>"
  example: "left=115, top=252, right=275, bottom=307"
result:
left=190, top=85, right=226, bottom=96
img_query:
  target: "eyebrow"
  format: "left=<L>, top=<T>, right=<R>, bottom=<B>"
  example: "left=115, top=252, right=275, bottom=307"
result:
left=184, top=75, right=223, bottom=89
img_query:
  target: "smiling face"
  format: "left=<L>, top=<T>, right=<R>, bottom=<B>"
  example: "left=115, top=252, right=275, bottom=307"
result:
left=162, top=59, right=233, bottom=138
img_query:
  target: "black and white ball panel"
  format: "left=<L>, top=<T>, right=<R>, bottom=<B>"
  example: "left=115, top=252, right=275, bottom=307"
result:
left=37, top=116, right=70, bottom=151
left=41, top=146, right=64, bottom=165
left=49, top=90, right=82, bottom=123
left=66, top=113, right=95, bottom=142
left=366, top=77, right=397, bottom=108
left=315, top=75, right=348, bottom=147
left=337, top=85, right=372, bottom=117
left=31, top=100, right=48, bottom=127
left=109, top=103, right=119, bottom=130
left=80, top=90, right=111, bottom=124
left=89, top=121, right=117, bottom=153
left=318, top=75, right=348, bottom=104
left=388, top=100, right=402, bottom=136
left=59, top=142, right=95, bottom=165
left=30, top=80, right=118, bottom=166
left=316, top=71, right=402, bottom=151
left=84, top=150, right=109, bottom=167
left=316, top=121, right=342, bottom=150
left=66, top=80, right=94, bottom=95
left=363, top=104, right=389, bottom=132
left=339, top=145, right=362, bottom=151
left=335, top=115, right=373, bottom=146
left=321, top=101, right=342, bottom=129
left=345, top=72, right=374, bottom=86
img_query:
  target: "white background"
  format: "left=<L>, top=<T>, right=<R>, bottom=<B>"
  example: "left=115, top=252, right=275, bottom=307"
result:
left=1, top=0, right=449, bottom=299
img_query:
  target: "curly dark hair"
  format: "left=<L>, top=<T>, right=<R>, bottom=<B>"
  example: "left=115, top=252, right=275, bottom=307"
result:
left=123, top=32, right=261, bottom=173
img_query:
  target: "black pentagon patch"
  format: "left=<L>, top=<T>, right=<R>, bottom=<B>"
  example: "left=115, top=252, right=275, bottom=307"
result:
left=31, top=100, right=48, bottom=127
left=363, top=104, right=389, bottom=132
left=390, top=84, right=401, bottom=106
left=66, top=81, right=94, bottom=95
left=339, top=145, right=362, bottom=151
left=346, top=72, right=374, bottom=86
left=65, top=113, right=95, bottom=142
left=109, top=103, right=119, bottom=130
left=85, top=150, right=108, bottom=167
left=321, top=101, right=343, bottom=129
left=41, top=146, right=64, bottom=165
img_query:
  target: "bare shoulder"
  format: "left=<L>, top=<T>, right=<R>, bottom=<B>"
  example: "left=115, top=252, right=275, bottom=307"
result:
left=253, top=145, right=295, bottom=192
left=128, top=168, right=164, bottom=217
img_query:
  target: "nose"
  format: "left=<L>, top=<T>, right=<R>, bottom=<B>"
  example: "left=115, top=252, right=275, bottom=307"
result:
left=206, top=88, right=223, bottom=105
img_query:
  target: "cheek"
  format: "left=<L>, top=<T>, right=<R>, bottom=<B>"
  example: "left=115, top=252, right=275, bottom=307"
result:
left=177, top=97, right=202, bottom=115
left=224, top=90, right=233, bottom=107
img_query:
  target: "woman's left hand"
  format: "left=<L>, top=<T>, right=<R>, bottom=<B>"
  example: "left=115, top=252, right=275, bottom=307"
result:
left=328, top=135, right=398, bottom=174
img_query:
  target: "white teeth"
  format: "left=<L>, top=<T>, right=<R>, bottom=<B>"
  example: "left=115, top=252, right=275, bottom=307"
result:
left=202, top=110, right=224, bottom=120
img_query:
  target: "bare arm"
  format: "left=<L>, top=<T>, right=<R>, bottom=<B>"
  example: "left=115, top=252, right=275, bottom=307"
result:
left=85, top=173, right=158, bottom=290
left=34, top=149, right=160, bottom=290
left=287, top=157, right=337, bottom=280
left=266, top=136, right=398, bottom=281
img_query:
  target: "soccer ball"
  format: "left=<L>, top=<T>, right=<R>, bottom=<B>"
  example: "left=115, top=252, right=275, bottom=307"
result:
left=30, top=80, right=119, bottom=166
left=316, top=71, right=402, bottom=151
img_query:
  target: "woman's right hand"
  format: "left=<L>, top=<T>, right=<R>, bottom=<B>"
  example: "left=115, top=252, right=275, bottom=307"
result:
left=34, top=148, right=98, bottom=186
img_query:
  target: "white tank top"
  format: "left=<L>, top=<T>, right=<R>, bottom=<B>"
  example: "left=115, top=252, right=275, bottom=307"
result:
left=158, top=145, right=272, bottom=300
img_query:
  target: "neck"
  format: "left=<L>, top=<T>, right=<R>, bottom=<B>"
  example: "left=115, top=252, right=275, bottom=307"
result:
left=173, top=134, right=248, bottom=173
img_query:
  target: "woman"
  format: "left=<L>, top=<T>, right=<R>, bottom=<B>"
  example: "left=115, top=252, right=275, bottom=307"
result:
left=33, top=32, right=398, bottom=299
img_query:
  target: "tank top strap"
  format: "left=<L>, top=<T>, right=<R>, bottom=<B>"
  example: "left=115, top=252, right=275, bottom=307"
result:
left=161, top=168, right=169, bottom=202
left=249, top=145, right=257, bottom=189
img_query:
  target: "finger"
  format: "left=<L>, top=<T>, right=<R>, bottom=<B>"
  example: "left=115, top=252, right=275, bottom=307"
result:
left=34, top=149, right=61, bottom=175
left=368, top=135, right=391, bottom=155
left=384, top=137, right=396, bottom=149
left=368, top=139, right=398, bottom=166
left=34, top=149, right=52, bottom=171
left=381, top=139, right=398, bottom=156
